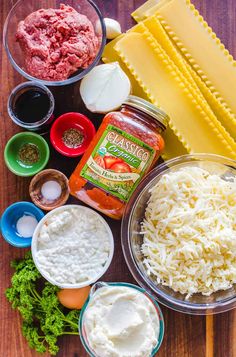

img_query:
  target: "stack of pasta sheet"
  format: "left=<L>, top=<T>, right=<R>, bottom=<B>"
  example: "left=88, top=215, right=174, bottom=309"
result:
left=102, top=0, right=236, bottom=160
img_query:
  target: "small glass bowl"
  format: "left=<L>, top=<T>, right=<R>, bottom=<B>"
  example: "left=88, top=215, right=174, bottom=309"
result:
left=79, top=282, right=165, bottom=357
left=8, top=81, right=55, bottom=132
left=3, top=0, right=106, bottom=86
left=121, top=154, right=236, bottom=315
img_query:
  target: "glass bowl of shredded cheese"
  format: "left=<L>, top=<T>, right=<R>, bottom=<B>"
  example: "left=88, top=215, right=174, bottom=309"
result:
left=121, top=154, right=236, bottom=315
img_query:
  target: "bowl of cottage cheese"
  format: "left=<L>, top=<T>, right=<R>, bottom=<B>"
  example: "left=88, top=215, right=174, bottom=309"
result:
left=31, top=205, right=114, bottom=288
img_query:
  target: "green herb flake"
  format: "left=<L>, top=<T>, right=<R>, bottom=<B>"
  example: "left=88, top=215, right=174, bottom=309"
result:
left=18, top=143, right=40, bottom=165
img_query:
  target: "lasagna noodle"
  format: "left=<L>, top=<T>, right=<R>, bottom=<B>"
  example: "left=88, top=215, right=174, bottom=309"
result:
left=113, top=30, right=236, bottom=158
left=142, top=15, right=236, bottom=140
left=132, top=0, right=160, bottom=22
left=103, top=36, right=149, bottom=100
left=157, top=0, right=236, bottom=116
left=161, top=127, right=188, bottom=160
left=132, top=0, right=170, bottom=21
left=132, top=0, right=236, bottom=138
left=132, top=23, right=236, bottom=152
left=102, top=33, right=188, bottom=160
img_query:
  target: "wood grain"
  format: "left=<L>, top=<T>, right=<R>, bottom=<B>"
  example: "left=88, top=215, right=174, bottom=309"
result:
left=0, top=0, right=236, bottom=356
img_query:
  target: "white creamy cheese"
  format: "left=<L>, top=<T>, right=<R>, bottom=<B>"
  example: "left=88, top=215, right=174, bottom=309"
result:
left=84, top=285, right=160, bottom=357
left=34, top=207, right=112, bottom=285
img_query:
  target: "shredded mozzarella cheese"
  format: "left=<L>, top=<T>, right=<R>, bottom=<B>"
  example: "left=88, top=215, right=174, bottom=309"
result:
left=141, top=166, right=236, bottom=298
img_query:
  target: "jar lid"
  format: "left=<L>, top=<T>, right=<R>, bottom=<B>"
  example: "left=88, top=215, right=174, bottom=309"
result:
left=123, top=95, right=169, bottom=130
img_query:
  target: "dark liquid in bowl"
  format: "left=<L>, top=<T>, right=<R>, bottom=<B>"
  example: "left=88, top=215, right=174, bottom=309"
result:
left=14, top=89, right=50, bottom=123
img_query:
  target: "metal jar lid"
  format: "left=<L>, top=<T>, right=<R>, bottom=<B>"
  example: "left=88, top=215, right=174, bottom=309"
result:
left=122, top=95, right=169, bottom=130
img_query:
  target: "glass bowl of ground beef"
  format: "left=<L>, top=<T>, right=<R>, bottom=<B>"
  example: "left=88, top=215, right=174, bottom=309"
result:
left=3, top=0, right=106, bottom=86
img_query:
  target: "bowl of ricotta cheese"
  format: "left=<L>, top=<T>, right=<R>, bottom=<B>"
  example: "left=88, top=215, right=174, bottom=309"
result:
left=31, top=205, right=114, bottom=288
left=79, top=282, right=164, bottom=357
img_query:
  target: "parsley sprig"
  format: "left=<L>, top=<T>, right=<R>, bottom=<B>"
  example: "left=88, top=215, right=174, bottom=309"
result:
left=5, top=252, right=80, bottom=355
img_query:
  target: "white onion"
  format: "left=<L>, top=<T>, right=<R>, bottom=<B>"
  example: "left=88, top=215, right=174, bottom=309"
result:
left=80, top=63, right=131, bottom=113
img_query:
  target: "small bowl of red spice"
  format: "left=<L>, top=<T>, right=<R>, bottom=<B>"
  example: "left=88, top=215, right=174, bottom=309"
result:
left=50, top=112, right=96, bottom=157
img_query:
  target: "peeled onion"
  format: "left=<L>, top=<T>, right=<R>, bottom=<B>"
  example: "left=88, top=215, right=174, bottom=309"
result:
left=80, top=62, right=131, bottom=113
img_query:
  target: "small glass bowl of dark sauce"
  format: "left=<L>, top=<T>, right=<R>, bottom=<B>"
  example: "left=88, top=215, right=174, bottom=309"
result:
left=8, top=81, right=55, bottom=133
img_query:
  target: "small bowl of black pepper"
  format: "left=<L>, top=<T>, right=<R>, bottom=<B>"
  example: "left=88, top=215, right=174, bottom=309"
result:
left=50, top=112, right=96, bottom=157
left=4, top=132, right=50, bottom=177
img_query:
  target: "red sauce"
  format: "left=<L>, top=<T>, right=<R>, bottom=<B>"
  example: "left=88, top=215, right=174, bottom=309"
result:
left=69, top=98, right=167, bottom=219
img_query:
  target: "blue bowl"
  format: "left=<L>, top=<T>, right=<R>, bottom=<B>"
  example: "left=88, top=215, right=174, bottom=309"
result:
left=0, top=202, right=44, bottom=248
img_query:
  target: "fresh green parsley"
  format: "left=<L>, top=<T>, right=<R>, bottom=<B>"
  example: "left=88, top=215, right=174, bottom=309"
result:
left=5, top=252, right=80, bottom=355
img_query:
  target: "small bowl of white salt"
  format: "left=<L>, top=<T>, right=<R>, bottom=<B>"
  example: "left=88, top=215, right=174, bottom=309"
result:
left=31, top=205, right=114, bottom=288
left=29, top=169, right=70, bottom=211
left=0, top=202, right=44, bottom=248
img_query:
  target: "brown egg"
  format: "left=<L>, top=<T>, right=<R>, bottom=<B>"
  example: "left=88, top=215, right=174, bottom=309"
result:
left=57, top=286, right=91, bottom=309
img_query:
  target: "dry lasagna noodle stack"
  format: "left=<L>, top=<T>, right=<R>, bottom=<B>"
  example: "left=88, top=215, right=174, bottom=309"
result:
left=103, top=0, right=236, bottom=160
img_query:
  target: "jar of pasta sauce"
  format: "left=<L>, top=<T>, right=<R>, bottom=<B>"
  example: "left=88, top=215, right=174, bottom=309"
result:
left=69, top=95, right=168, bottom=219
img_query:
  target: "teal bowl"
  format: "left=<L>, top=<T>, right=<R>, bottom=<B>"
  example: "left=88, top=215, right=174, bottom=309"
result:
left=79, top=282, right=165, bottom=357
left=4, top=132, right=50, bottom=176
left=0, top=201, right=44, bottom=248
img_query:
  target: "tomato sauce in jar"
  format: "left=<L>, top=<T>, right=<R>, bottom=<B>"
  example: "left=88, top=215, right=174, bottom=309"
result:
left=69, top=95, right=168, bottom=219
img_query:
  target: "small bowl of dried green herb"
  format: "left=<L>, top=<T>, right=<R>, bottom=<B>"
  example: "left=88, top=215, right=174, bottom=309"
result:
left=4, top=132, right=50, bottom=177
left=50, top=112, right=96, bottom=157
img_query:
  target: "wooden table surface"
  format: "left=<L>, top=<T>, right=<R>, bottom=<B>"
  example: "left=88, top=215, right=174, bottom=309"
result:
left=1, top=0, right=236, bottom=356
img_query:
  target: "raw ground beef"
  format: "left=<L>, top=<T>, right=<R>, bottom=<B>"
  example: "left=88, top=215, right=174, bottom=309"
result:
left=16, top=4, right=99, bottom=81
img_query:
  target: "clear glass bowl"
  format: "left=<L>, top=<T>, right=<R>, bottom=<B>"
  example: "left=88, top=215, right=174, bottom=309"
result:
left=3, top=0, right=106, bottom=86
left=79, top=282, right=165, bottom=357
left=121, top=154, right=236, bottom=315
